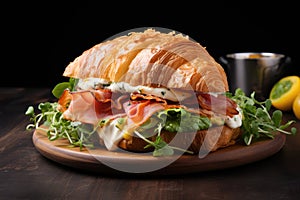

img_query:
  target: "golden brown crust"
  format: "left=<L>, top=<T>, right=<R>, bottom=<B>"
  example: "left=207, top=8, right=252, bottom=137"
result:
left=118, top=126, right=241, bottom=154
left=63, top=28, right=228, bottom=93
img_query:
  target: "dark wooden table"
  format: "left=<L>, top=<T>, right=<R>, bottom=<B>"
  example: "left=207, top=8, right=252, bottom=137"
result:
left=1, top=87, right=300, bottom=200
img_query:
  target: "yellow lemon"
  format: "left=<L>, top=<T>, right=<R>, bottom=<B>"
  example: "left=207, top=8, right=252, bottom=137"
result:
left=269, top=75, right=300, bottom=111
left=293, top=93, right=300, bottom=120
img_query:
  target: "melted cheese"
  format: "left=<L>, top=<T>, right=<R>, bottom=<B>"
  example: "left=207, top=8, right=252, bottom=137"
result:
left=96, top=119, right=124, bottom=151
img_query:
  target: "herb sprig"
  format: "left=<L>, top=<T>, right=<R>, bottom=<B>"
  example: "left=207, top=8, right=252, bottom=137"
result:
left=227, top=88, right=297, bottom=145
left=134, top=123, right=194, bottom=157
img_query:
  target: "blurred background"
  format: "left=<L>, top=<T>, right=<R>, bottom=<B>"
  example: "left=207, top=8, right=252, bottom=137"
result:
left=2, top=1, right=299, bottom=88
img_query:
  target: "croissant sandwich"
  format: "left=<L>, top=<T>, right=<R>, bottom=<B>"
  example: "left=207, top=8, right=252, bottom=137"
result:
left=37, top=28, right=243, bottom=156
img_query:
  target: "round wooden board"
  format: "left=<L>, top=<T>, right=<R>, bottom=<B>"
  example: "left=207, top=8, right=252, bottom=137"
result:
left=32, top=129, right=286, bottom=175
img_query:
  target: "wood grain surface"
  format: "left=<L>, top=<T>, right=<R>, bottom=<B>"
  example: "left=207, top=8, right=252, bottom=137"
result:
left=33, top=126, right=286, bottom=175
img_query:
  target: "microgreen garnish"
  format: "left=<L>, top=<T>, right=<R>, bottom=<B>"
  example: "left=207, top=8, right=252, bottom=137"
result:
left=227, top=88, right=297, bottom=145
left=156, top=108, right=211, bottom=132
left=134, top=123, right=194, bottom=157
left=25, top=102, right=95, bottom=150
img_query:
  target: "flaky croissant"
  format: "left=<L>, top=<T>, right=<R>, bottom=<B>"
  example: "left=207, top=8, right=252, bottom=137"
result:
left=63, top=28, right=228, bottom=93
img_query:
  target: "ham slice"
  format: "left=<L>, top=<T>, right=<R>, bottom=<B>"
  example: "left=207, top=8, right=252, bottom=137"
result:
left=57, top=88, right=239, bottom=129
left=123, top=100, right=165, bottom=130
left=58, top=89, right=129, bottom=125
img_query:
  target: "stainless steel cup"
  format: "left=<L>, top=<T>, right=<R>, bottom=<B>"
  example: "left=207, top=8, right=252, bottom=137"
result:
left=219, top=52, right=291, bottom=100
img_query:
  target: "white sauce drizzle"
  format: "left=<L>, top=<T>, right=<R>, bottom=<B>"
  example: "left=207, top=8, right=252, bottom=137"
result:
left=225, top=106, right=242, bottom=129
left=77, top=78, right=192, bottom=101
left=107, top=82, right=191, bottom=102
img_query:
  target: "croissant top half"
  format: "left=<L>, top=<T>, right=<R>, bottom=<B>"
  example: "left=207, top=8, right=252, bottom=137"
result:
left=63, top=28, right=228, bottom=93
